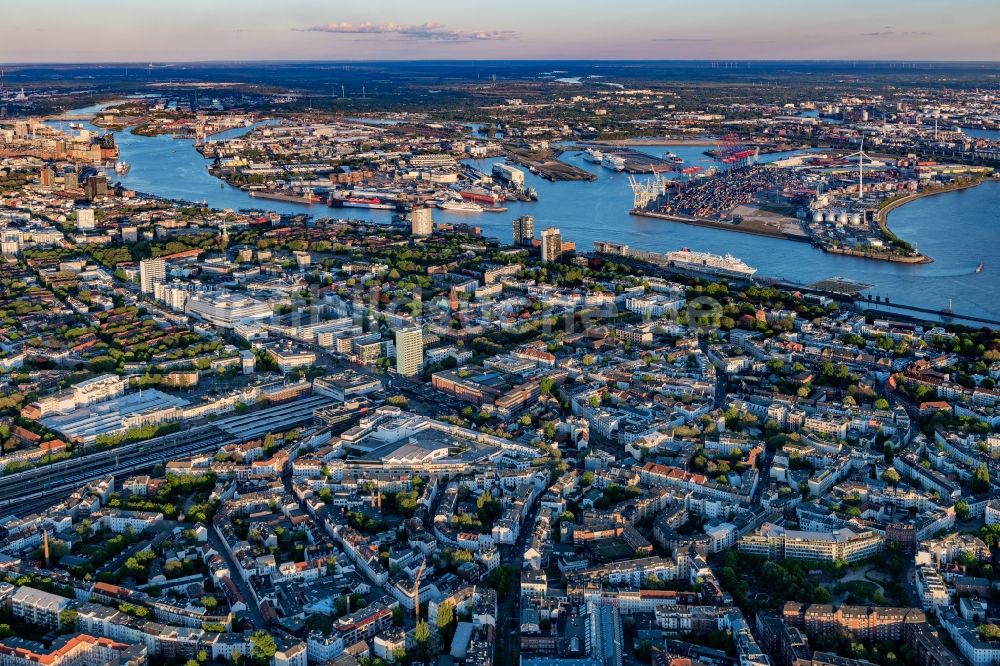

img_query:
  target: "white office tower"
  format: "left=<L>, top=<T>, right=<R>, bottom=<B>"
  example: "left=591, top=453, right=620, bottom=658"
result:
left=411, top=207, right=434, bottom=236
left=76, top=208, right=96, bottom=230
left=540, top=227, right=563, bottom=262
left=139, top=257, right=166, bottom=294
left=395, top=326, right=424, bottom=377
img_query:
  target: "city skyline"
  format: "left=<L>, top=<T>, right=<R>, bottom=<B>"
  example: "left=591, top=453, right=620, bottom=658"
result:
left=3, top=0, right=1000, bottom=62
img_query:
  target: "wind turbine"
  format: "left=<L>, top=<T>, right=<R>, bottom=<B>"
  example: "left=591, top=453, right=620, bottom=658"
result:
left=846, top=133, right=874, bottom=199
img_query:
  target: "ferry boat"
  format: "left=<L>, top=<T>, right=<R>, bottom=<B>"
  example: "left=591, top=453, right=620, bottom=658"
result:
left=329, top=195, right=393, bottom=210
left=666, top=248, right=757, bottom=279
left=583, top=148, right=603, bottom=164
left=602, top=154, right=626, bottom=172
left=437, top=200, right=483, bottom=213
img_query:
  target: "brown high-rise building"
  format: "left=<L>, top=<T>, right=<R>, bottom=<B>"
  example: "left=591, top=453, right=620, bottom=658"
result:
left=85, top=174, right=109, bottom=200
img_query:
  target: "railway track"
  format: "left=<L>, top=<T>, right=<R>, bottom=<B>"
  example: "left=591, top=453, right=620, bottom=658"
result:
left=0, top=395, right=334, bottom=516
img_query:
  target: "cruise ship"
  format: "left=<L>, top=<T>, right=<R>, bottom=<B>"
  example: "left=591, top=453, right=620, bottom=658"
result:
left=583, top=148, right=603, bottom=164
left=602, top=154, right=626, bottom=171
left=666, top=249, right=757, bottom=279
left=437, top=200, right=483, bottom=213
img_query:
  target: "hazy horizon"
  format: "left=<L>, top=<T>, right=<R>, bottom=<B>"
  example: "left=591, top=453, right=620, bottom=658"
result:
left=3, top=0, right=1000, bottom=63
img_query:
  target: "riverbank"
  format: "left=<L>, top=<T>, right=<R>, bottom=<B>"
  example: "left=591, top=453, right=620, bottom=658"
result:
left=630, top=209, right=811, bottom=242
left=634, top=207, right=935, bottom=264
left=823, top=246, right=931, bottom=264
left=880, top=177, right=991, bottom=225
left=871, top=177, right=993, bottom=263
left=595, top=137, right=718, bottom=147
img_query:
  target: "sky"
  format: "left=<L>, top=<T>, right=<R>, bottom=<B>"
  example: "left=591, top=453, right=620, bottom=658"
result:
left=2, top=0, right=999, bottom=62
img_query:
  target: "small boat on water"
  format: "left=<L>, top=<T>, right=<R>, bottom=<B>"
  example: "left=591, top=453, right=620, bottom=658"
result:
left=976, top=262, right=985, bottom=273
left=665, top=152, right=684, bottom=164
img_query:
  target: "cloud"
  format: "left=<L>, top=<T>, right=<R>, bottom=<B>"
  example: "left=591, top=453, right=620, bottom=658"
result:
left=653, top=37, right=714, bottom=43
left=860, top=27, right=930, bottom=37
left=298, top=22, right=517, bottom=42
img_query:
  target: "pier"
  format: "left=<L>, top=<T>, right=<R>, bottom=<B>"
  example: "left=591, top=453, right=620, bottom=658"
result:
left=856, top=295, right=1000, bottom=327
left=567, top=144, right=677, bottom=173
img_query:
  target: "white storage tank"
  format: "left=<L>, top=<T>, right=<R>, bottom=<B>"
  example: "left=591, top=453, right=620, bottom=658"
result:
left=812, top=210, right=823, bottom=223
left=837, top=211, right=849, bottom=225
left=850, top=213, right=862, bottom=226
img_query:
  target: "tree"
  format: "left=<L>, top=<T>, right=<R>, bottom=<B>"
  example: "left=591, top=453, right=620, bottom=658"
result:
left=582, top=354, right=596, bottom=366
left=414, top=620, right=431, bottom=644
left=436, top=601, right=454, bottom=630
left=956, top=501, right=971, bottom=521
left=59, top=609, right=78, bottom=633
left=883, top=468, right=901, bottom=486
left=874, top=398, right=890, bottom=410
left=249, top=631, right=277, bottom=664
left=386, top=395, right=409, bottom=409
left=973, top=463, right=991, bottom=494
left=979, top=624, right=1000, bottom=641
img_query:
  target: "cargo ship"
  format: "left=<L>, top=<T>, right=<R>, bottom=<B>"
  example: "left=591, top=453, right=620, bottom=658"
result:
left=328, top=195, right=393, bottom=210
left=583, top=148, right=603, bottom=164
left=666, top=248, right=757, bottom=279
left=459, top=187, right=504, bottom=204
left=250, top=188, right=322, bottom=205
left=602, top=154, right=626, bottom=172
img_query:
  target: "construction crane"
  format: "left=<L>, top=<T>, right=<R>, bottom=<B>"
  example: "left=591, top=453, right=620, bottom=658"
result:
left=714, top=133, right=758, bottom=171
left=627, top=172, right=670, bottom=210
left=413, top=559, right=428, bottom=622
